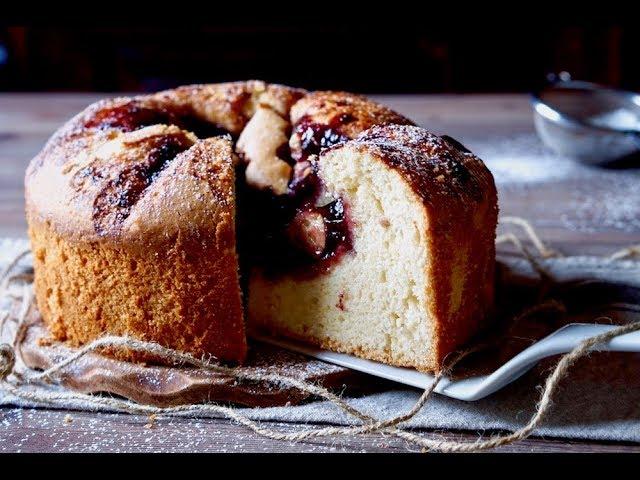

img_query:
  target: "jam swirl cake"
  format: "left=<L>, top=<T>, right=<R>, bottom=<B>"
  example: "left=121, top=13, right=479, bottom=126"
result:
left=25, top=81, right=497, bottom=371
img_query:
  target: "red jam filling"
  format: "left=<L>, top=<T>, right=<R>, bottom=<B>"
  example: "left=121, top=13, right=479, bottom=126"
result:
left=87, top=102, right=354, bottom=277
left=291, top=113, right=353, bottom=161
left=236, top=114, right=356, bottom=279
left=236, top=161, right=353, bottom=280
left=85, top=103, right=229, bottom=139
left=92, top=133, right=193, bottom=236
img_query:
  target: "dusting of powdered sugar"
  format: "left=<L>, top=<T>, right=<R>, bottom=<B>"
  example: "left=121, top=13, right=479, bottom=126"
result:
left=560, top=174, right=640, bottom=233
left=472, top=133, right=580, bottom=184
left=468, top=133, right=640, bottom=233
left=0, top=408, right=401, bottom=453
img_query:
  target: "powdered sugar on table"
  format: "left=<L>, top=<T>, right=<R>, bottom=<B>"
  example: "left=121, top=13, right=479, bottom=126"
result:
left=469, top=133, right=640, bottom=233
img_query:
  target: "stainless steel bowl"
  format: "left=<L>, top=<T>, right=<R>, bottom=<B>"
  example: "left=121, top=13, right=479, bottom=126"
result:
left=531, top=75, right=640, bottom=165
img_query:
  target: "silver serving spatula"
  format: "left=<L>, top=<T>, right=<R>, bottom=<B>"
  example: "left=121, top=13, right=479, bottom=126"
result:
left=253, top=323, right=640, bottom=401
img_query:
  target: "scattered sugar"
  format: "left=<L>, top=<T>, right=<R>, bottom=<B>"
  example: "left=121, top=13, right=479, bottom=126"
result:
left=561, top=175, right=640, bottom=233
left=470, top=133, right=640, bottom=233
left=0, top=408, right=386, bottom=453
left=473, top=133, right=579, bottom=184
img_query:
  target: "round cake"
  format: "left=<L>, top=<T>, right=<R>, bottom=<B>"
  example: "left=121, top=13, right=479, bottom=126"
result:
left=25, top=81, right=498, bottom=371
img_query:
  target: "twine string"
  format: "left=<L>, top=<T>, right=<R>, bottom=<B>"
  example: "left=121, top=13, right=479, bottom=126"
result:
left=610, top=245, right=640, bottom=261
left=0, top=344, right=14, bottom=381
left=0, top=249, right=31, bottom=292
left=0, top=216, right=639, bottom=452
left=499, top=216, right=558, bottom=259
left=2, top=312, right=637, bottom=450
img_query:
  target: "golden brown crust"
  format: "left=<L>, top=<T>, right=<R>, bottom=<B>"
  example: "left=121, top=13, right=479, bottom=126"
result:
left=289, top=91, right=414, bottom=161
left=25, top=81, right=305, bottom=244
left=340, top=125, right=498, bottom=366
left=29, top=215, right=247, bottom=363
left=348, top=125, right=494, bottom=206
left=157, top=81, right=306, bottom=135
left=290, top=91, right=413, bottom=137
left=27, top=134, right=247, bottom=363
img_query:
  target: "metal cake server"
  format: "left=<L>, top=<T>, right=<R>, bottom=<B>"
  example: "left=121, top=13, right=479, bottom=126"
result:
left=253, top=323, right=640, bottom=401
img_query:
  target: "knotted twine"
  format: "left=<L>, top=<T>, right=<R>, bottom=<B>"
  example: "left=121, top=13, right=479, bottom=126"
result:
left=0, top=217, right=639, bottom=452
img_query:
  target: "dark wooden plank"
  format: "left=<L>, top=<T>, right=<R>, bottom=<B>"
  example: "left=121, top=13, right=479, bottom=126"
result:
left=1, top=407, right=639, bottom=453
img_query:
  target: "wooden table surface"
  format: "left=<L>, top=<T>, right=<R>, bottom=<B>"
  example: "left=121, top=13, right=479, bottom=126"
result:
left=1, top=93, right=639, bottom=453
